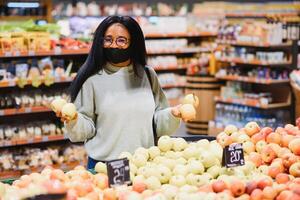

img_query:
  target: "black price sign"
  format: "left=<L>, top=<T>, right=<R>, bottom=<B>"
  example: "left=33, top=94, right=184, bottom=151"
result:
left=106, top=158, right=131, bottom=187
left=222, top=143, right=245, bottom=168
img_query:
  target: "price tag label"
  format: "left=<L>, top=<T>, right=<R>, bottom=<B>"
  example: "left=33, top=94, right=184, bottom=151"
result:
left=15, top=51, right=20, bottom=56
left=4, top=52, right=12, bottom=57
left=0, top=110, right=4, bottom=116
left=25, top=107, right=31, bottom=113
left=54, top=47, right=62, bottom=55
left=106, top=158, right=131, bottom=187
left=28, top=50, right=35, bottom=56
left=222, top=143, right=245, bottom=168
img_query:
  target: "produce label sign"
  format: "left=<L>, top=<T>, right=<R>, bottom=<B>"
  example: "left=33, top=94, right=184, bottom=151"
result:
left=106, top=158, right=131, bottom=187
left=222, top=143, right=245, bottom=168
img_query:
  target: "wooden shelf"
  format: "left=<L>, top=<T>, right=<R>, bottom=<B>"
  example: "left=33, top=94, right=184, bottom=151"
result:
left=0, top=48, right=90, bottom=58
left=215, top=75, right=289, bottom=84
left=217, top=57, right=292, bottom=67
left=216, top=40, right=292, bottom=48
left=0, top=161, right=84, bottom=181
left=162, top=83, right=185, bottom=89
left=0, top=46, right=211, bottom=59
left=154, top=65, right=188, bottom=71
left=0, top=76, right=73, bottom=88
left=215, top=96, right=291, bottom=109
left=0, top=135, right=67, bottom=148
left=0, top=16, right=47, bottom=21
left=0, top=106, right=51, bottom=116
left=145, top=32, right=217, bottom=38
left=147, top=47, right=211, bottom=55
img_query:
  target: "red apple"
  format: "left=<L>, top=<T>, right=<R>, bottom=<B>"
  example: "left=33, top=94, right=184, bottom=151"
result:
left=235, top=193, right=250, bottom=200
left=285, top=124, right=299, bottom=135
left=103, top=188, right=117, bottom=200
left=250, top=189, right=263, bottom=200
left=276, top=127, right=287, bottom=134
left=94, top=173, right=109, bottom=190
left=132, top=181, right=147, bottom=193
left=251, top=133, right=265, bottom=144
left=278, top=147, right=292, bottom=158
left=257, top=178, right=272, bottom=190
left=43, top=179, right=67, bottom=194
left=245, top=122, right=260, bottom=137
left=268, top=166, right=282, bottom=178
left=266, top=132, right=282, bottom=145
left=289, top=162, right=300, bottom=177
left=289, top=138, right=300, bottom=156
left=212, top=180, right=228, bottom=193
left=261, top=146, right=276, bottom=163
left=288, top=183, right=300, bottom=195
left=282, top=153, right=299, bottom=168
left=245, top=181, right=257, bottom=195
left=248, top=152, right=263, bottom=167
left=199, top=184, right=213, bottom=193
left=230, top=180, right=246, bottom=197
left=281, top=135, right=294, bottom=148
left=277, top=190, right=295, bottom=200
left=66, top=189, right=78, bottom=200
left=86, top=191, right=99, bottom=200
left=260, top=127, right=273, bottom=137
left=217, top=132, right=233, bottom=148
left=262, top=186, right=277, bottom=199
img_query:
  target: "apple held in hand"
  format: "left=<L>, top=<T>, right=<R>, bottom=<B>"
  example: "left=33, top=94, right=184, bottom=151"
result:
left=179, top=104, right=196, bottom=122
left=183, top=93, right=199, bottom=108
left=51, top=97, right=67, bottom=113
left=61, top=103, right=77, bottom=120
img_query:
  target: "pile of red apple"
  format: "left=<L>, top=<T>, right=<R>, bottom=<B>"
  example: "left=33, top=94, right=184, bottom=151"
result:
left=1, top=122, right=300, bottom=200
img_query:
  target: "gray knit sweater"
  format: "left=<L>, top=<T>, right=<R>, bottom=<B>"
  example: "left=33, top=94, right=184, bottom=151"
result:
left=65, top=63, right=181, bottom=161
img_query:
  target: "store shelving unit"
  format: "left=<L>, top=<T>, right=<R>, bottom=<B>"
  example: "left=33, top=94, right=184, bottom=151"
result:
left=211, top=40, right=298, bottom=133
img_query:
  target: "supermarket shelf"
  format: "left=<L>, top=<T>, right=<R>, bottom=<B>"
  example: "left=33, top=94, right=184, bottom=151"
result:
left=225, top=12, right=298, bottom=18
left=0, top=48, right=90, bottom=58
left=0, top=47, right=210, bottom=58
left=215, top=75, right=289, bottom=84
left=216, top=40, right=292, bottom=48
left=153, top=65, right=188, bottom=71
left=0, top=76, right=73, bottom=88
left=147, top=47, right=211, bottom=55
left=0, top=135, right=67, bottom=148
left=0, top=106, right=51, bottom=116
left=162, top=83, right=185, bottom=89
left=145, top=32, right=218, bottom=39
left=0, top=161, right=83, bottom=181
left=0, top=16, right=47, bottom=21
left=215, top=96, right=291, bottom=109
left=217, top=57, right=292, bottom=67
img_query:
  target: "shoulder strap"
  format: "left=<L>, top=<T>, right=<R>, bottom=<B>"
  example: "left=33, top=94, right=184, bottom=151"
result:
left=144, top=67, right=158, bottom=145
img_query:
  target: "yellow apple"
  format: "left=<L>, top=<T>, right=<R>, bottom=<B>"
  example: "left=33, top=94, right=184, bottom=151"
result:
left=157, top=136, right=173, bottom=152
left=187, top=160, right=205, bottom=174
left=51, top=97, right=67, bottom=113
left=169, top=175, right=186, bottom=187
left=95, top=162, right=107, bottom=174
left=145, top=176, right=161, bottom=190
left=61, top=103, right=77, bottom=119
left=183, top=93, right=199, bottom=108
left=172, top=138, right=188, bottom=152
left=179, top=104, right=196, bottom=121
left=148, top=146, right=160, bottom=160
left=224, top=124, right=238, bottom=135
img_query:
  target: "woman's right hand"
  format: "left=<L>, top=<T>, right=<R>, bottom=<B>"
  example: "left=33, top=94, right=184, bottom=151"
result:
left=55, top=111, right=78, bottom=123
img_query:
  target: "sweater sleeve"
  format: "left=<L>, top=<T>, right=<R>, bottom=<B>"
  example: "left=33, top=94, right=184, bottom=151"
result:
left=65, top=78, right=96, bottom=142
left=148, top=67, right=181, bottom=137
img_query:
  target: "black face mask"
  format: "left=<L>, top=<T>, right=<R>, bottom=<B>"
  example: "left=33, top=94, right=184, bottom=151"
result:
left=104, top=47, right=131, bottom=64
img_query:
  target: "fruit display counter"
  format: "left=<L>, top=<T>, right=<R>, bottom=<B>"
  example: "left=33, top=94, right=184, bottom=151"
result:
left=1, top=121, right=300, bottom=200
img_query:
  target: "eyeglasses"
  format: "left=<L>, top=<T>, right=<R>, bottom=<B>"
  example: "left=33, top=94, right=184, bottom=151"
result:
left=103, top=36, right=130, bottom=47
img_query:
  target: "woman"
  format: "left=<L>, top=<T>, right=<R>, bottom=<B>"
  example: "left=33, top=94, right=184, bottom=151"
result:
left=57, top=16, right=190, bottom=169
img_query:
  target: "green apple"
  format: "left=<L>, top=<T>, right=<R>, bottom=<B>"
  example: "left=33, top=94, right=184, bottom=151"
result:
left=153, top=156, right=164, bottom=164
left=172, top=138, right=188, bottom=152
left=130, top=162, right=138, bottom=175
left=132, top=153, right=147, bottom=168
left=179, top=185, right=198, bottom=193
left=145, top=176, right=161, bottom=190
left=187, top=160, right=205, bottom=174
left=135, top=147, right=149, bottom=160
left=161, top=184, right=178, bottom=200
left=206, top=165, right=222, bottom=178
left=162, top=158, right=177, bottom=171
left=118, top=151, right=133, bottom=160
left=255, top=140, right=267, bottom=153
left=169, top=175, right=186, bottom=187
left=183, top=146, right=200, bottom=159
left=132, top=175, right=145, bottom=184
left=197, top=139, right=210, bottom=149
left=148, top=146, right=160, bottom=160
left=157, top=136, right=173, bottom=152
left=199, top=151, right=217, bottom=168
left=173, top=164, right=189, bottom=176
left=156, top=165, right=172, bottom=184
left=94, top=161, right=107, bottom=174
left=176, top=157, right=187, bottom=165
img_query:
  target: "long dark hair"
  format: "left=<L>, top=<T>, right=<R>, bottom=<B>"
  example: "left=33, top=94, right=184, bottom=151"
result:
left=69, top=16, right=147, bottom=102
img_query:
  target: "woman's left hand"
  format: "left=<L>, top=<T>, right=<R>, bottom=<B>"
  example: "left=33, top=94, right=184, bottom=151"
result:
left=171, top=104, right=188, bottom=123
